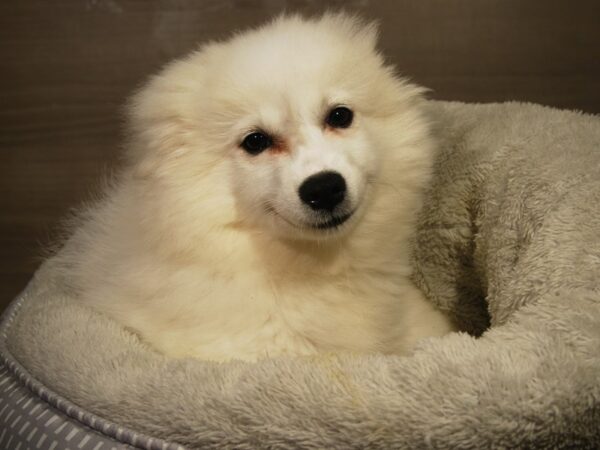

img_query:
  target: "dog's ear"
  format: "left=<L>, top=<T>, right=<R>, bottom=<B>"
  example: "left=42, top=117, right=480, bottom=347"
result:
left=353, top=17, right=380, bottom=52
left=124, top=54, right=206, bottom=179
left=320, top=12, right=380, bottom=51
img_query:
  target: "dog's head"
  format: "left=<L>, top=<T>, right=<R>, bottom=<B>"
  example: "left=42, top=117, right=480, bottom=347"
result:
left=127, top=14, right=431, bottom=243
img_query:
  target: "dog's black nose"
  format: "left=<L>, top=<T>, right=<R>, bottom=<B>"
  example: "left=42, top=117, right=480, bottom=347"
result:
left=298, top=171, right=346, bottom=212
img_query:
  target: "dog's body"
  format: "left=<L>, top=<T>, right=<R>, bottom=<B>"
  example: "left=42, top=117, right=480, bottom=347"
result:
left=57, top=14, right=455, bottom=361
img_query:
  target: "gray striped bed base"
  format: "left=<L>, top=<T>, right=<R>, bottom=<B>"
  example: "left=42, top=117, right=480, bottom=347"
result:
left=0, top=290, right=185, bottom=450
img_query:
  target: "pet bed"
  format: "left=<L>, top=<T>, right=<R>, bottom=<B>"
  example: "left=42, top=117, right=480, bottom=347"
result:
left=1, top=101, right=599, bottom=449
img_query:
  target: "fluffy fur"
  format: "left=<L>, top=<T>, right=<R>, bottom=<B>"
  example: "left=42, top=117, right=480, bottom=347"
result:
left=56, top=14, right=455, bottom=361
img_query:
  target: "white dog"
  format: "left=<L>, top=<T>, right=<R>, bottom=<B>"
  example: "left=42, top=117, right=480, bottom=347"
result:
left=56, top=14, right=455, bottom=361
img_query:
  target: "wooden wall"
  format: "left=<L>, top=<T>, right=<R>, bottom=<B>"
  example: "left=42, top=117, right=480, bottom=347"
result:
left=1, top=0, right=599, bottom=308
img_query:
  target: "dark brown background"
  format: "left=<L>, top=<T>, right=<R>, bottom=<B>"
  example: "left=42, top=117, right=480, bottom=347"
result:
left=1, top=0, right=599, bottom=310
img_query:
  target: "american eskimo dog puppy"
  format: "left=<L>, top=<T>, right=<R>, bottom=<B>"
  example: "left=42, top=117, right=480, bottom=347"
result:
left=57, top=13, right=455, bottom=361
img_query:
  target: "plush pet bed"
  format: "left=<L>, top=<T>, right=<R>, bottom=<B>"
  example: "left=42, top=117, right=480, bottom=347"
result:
left=1, top=101, right=599, bottom=449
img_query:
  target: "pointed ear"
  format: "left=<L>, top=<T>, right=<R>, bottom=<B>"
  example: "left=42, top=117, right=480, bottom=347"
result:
left=357, top=19, right=380, bottom=51
left=321, top=12, right=380, bottom=51
left=124, top=55, right=204, bottom=179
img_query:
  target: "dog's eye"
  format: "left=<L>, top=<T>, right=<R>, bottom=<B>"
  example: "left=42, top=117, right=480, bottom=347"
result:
left=241, top=132, right=273, bottom=155
left=326, top=106, right=353, bottom=129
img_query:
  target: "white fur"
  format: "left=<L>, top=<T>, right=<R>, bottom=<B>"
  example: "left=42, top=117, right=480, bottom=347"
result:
left=57, top=14, right=455, bottom=361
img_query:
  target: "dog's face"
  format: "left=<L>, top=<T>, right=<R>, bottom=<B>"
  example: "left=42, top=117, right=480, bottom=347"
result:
left=129, top=15, right=430, bottom=243
left=227, top=73, right=379, bottom=241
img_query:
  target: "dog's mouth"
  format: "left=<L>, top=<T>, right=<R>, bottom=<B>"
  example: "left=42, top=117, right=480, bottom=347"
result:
left=311, top=212, right=353, bottom=230
left=265, top=203, right=355, bottom=232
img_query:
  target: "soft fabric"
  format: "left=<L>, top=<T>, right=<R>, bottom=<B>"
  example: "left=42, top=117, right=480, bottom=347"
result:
left=5, top=101, right=600, bottom=449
